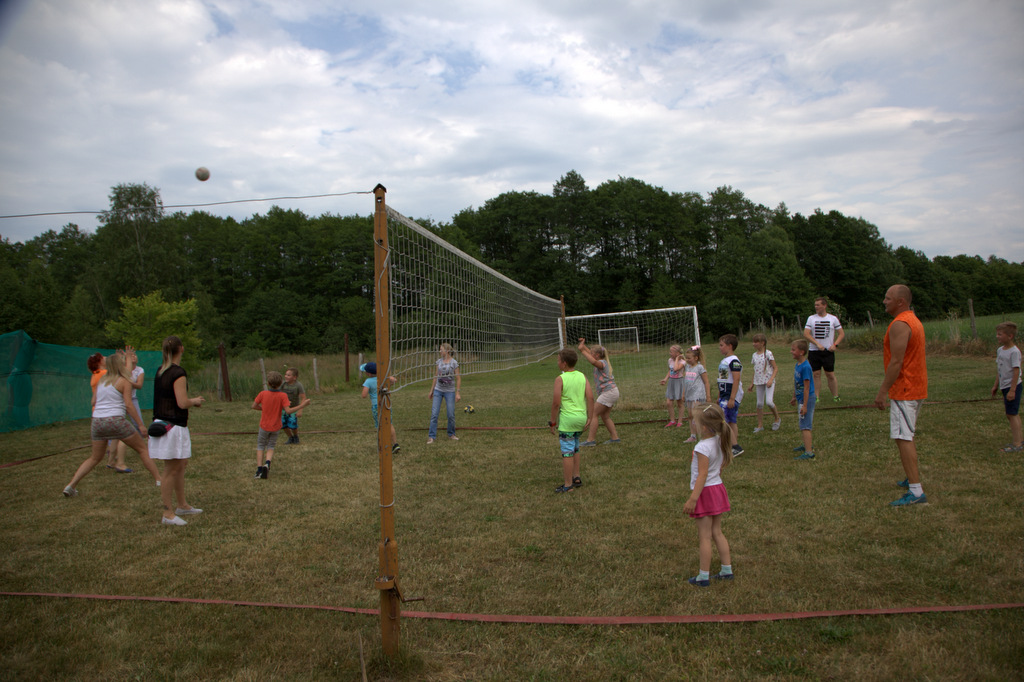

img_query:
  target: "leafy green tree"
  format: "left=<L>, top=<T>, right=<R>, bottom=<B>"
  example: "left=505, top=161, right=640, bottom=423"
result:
left=92, top=183, right=182, bottom=311
left=104, top=292, right=202, bottom=371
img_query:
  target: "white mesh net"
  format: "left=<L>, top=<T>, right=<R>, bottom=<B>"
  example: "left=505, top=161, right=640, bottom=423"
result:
left=385, top=207, right=563, bottom=389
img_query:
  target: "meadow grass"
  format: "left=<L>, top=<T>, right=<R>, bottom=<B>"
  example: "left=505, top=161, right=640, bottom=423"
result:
left=1, top=342, right=1023, bottom=680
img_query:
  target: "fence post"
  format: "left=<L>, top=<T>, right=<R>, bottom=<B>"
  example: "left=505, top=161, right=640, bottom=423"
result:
left=259, top=358, right=267, bottom=390
left=344, top=333, right=349, bottom=384
left=313, top=356, right=320, bottom=392
left=218, top=343, right=232, bottom=402
left=968, top=299, right=977, bottom=339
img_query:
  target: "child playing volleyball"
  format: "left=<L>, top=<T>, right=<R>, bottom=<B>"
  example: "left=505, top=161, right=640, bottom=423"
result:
left=992, top=322, right=1022, bottom=453
left=549, top=348, right=594, bottom=492
left=748, top=333, right=781, bottom=433
left=683, top=346, right=710, bottom=444
left=660, top=344, right=686, bottom=428
left=682, top=403, right=733, bottom=587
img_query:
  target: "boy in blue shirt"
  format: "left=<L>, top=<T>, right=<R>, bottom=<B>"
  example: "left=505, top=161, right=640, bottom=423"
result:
left=789, top=339, right=816, bottom=460
left=361, top=362, right=399, bottom=453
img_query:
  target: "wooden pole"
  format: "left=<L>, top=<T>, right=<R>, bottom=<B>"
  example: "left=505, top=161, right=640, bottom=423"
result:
left=372, top=184, right=401, bottom=656
left=217, top=342, right=232, bottom=402
left=968, top=298, right=977, bottom=339
left=344, top=333, right=350, bottom=384
left=313, top=356, right=320, bottom=392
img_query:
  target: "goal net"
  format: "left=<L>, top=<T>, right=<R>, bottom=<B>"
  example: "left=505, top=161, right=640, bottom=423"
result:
left=563, top=307, right=701, bottom=410
left=384, top=207, right=563, bottom=389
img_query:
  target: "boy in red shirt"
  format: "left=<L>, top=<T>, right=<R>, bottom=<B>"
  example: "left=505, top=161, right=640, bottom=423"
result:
left=252, top=371, right=309, bottom=479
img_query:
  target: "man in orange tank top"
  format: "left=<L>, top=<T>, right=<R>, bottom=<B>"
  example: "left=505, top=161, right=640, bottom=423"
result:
left=874, top=284, right=928, bottom=506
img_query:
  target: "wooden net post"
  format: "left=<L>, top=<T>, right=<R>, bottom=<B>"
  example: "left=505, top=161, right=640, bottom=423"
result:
left=372, top=184, right=401, bottom=656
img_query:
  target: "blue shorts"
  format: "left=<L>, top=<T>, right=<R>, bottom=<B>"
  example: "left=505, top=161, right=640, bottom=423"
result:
left=798, top=394, right=816, bottom=431
left=371, top=404, right=379, bottom=428
left=281, top=411, right=298, bottom=430
left=1004, top=386, right=1022, bottom=417
left=718, top=397, right=740, bottom=424
left=559, top=432, right=581, bottom=457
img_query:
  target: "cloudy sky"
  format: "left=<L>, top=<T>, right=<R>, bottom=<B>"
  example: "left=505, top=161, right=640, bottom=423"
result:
left=1, top=0, right=1022, bottom=261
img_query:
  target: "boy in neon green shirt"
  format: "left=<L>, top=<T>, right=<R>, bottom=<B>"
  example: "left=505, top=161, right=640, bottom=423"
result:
left=549, top=348, right=594, bottom=493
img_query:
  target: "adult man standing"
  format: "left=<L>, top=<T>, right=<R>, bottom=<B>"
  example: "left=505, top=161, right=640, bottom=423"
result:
left=874, top=284, right=928, bottom=506
left=803, top=297, right=845, bottom=402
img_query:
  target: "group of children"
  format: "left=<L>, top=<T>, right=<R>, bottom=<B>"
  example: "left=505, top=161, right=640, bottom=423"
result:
left=549, top=323, right=1024, bottom=588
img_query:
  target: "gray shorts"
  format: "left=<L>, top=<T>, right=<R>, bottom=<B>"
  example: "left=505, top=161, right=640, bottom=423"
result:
left=257, top=428, right=281, bottom=451
left=890, top=400, right=924, bottom=441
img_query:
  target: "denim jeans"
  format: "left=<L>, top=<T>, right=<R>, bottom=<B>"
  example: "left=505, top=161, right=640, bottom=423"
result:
left=429, top=390, right=456, bottom=439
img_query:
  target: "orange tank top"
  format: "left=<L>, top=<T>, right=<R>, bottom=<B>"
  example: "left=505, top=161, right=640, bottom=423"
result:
left=884, top=310, right=927, bottom=400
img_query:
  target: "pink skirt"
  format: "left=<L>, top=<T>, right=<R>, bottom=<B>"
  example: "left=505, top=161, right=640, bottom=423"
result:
left=689, top=483, right=730, bottom=518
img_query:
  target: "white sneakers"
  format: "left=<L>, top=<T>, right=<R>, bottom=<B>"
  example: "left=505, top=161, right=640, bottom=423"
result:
left=161, top=516, right=187, bottom=526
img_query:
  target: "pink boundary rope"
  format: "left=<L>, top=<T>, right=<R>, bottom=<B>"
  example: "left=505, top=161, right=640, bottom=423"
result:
left=2, top=591, right=1021, bottom=625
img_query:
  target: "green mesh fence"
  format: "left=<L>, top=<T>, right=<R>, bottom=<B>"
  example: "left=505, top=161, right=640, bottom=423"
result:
left=1, top=330, right=162, bottom=433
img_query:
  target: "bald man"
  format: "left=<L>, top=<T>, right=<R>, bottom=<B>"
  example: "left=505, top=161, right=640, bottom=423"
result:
left=874, top=284, right=928, bottom=506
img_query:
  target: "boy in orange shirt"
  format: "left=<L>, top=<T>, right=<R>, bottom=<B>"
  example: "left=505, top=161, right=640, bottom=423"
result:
left=252, top=371, right=310, bottom=479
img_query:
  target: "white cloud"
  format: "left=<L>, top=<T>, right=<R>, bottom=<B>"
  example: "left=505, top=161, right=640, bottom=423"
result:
left=0, top=0, right=1021, bottom=262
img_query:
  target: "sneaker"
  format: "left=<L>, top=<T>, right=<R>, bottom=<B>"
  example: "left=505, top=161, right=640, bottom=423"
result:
left=580, top=441, right=597, bottom=447
left=684, top=435, right=697, bottom=443
left=891, top=491, right=927, bottom=506
left=771, top=420, right=781, bottom=431
left=602, top=439, right=621, bottom=445
left=426, top=438, right=435, bottom=444
left=175, top=507, right=203, bottom=515
left=392, top=443, right=401, bottom=454
left=162, top=515, right=187, bottom=526
left=752, top=427, right=764, bottom=434
left=554, top=484, right=575, bottom=493
left=792, top=444, right=805, bottom=452
left=794, top=452, right=816, bottom=460
left=897, top=478, right=909, bottom=489
left=731, top=444, right=744, bottom=457
left=572, top=476, right=582, bottom=488
left=688, top=576, right=710, bottom=588
left=1000, top=444, right=1023, bottom=453
left=254, top=467, right=263, bottom=479
left=62, top=485, right=78, bottom=498
left=448, top=435, right=459, bottom=441
left=676, top=422, right=685, bottom=428
left=712, top=572, right=735, bottom=581
left=292, top=436, right=300, bottom=444
left=665, top=421, right=676, bottom=428
left=833, top=396, right=841, bottom=403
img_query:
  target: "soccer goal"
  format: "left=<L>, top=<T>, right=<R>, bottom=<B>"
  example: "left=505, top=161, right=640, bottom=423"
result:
left=383, top=205, right=563, bottom=390
left=563, top=307, right=701, bottom=410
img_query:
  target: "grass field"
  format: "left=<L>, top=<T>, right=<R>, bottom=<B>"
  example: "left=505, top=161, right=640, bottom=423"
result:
left=1, top=341, right=1023, bottom=680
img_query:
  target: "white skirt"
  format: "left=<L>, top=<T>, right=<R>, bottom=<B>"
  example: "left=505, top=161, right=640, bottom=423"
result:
left=148, top=424, right=192, bottom=460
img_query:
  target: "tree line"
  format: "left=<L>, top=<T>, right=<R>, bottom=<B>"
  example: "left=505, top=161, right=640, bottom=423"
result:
left=1, top=174, right=1021, bottom=357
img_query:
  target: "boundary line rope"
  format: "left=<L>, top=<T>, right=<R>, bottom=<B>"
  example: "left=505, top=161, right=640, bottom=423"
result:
left=1, top=591, right=1020, bottom=626
left=0, top=191, right=375, bottom=220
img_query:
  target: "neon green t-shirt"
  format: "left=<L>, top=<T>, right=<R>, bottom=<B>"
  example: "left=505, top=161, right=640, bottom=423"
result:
left=558, top=369, right=588, bottom=433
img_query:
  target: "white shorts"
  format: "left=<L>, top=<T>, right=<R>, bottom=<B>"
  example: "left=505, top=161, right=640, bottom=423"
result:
left=890, top=400, right=923, bottom=441
left=148, top=424, right=192, bottom=460
left=596, top=386, right=619, bottom=408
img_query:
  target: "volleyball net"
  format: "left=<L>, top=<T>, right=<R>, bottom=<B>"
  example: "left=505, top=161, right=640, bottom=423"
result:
left=384, top=207, right=563, bottom=390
